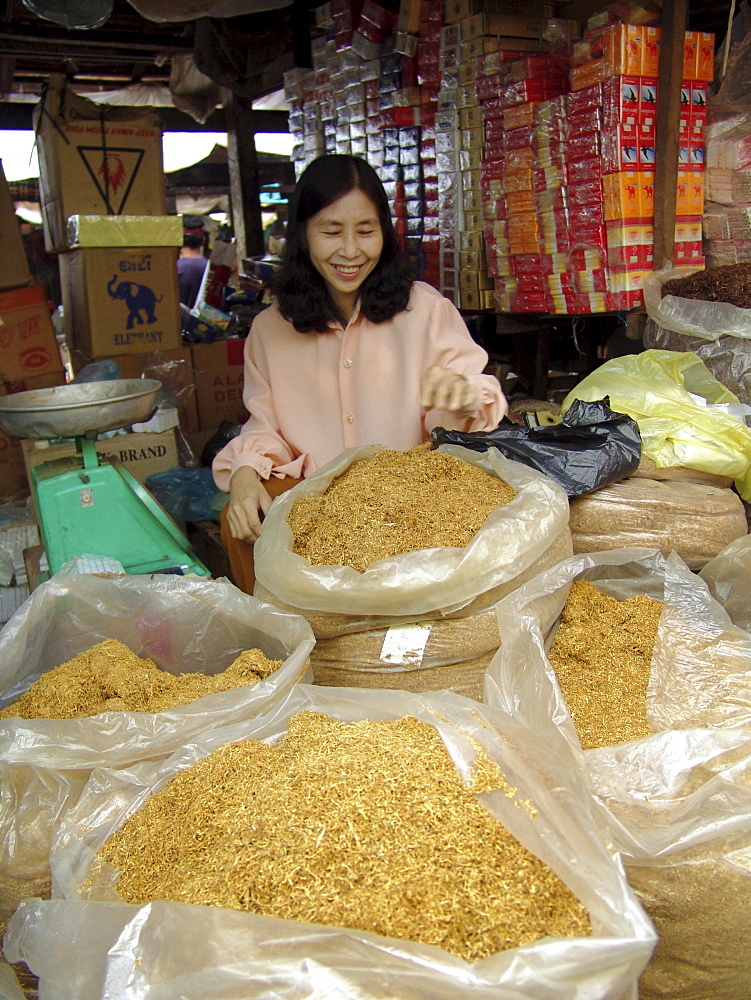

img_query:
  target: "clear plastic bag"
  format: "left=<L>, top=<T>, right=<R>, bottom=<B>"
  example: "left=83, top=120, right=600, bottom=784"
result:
left=4, top=683, right=655, bottom=1000
left=254, top=445, right=571, bottom=619
left=483, top=551, right=751, bottom=998
left=485, top=547, right=751, bottom=735
left=699, top=533, right=751, bottom=630
left=642, top=266, right=751, bottom=341
left=560, top=349, right=751, bottom=500
left=0, top=574, right=314, bottom=881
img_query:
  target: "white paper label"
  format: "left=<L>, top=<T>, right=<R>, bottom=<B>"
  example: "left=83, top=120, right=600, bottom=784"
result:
left=380, top=623, right=432, bottom=666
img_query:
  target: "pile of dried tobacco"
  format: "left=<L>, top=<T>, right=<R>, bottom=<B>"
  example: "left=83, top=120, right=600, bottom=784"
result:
left=547, top=579, right=663, bottom=750
left=288, top=443, right=517, bottom=572
left=661, top=262, right=751, bottom=308
left=99, top=711, right=591, bottom=961
left=0, top=639, right=282, bottom=720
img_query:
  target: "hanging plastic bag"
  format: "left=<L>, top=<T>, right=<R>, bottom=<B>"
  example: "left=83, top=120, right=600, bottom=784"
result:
left=4, top=683, right=655, bottom=1000
left=560, top=349, right=751, bottom=500
left=0, top=573, right=314, bottom=888
left=432, top=398, right=642, bottom=498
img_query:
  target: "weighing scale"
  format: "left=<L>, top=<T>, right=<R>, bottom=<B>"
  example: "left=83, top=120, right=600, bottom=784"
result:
left=0, top=380, right=211, bottom=579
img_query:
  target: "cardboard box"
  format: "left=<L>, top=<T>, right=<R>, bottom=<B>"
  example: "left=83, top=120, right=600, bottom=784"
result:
left=0, top=371, right=68, bottom=500
left=0, top=284, right=64, bottom=382
left=69, top=347, right=199, bottom=434
left=33, top=76, right=166, bottom=252
left=22, top=428, right=179, bottom=492
left=0, top=160, right=32, bottom=292
left=60, top=246, right=181, bottom=358
left=191, top=339, right=247, bottom=432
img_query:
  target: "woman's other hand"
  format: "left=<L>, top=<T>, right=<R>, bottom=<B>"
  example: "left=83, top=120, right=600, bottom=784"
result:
left=420, top=365, right=481, bottom=417
left=226, top=466, right=273, bottom=542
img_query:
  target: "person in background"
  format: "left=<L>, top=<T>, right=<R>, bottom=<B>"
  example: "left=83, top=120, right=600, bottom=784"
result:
left=212, top=154, right=508, bottom=593
left=177, top=215, right=209, bottom=309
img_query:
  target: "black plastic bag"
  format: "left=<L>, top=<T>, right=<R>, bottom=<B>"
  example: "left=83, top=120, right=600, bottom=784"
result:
left=431, top=398, right=642, bottom=498
left=200, top=420, right=244, bottom=467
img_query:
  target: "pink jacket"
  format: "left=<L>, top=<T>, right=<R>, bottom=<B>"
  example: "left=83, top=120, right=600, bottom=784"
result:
left=212, top=281, right=507, bottom=490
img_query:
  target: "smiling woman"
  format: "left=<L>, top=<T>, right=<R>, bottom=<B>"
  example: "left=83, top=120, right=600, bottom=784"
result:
left=210, top=153, right=509, bottom=593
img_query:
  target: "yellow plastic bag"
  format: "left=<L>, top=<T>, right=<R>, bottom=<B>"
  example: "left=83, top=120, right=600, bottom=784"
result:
left=561, top=350, right=751, bottom=500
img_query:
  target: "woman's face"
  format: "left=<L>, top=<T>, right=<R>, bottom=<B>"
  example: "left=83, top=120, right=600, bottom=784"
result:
left=304, top=188, right=384, bottom=319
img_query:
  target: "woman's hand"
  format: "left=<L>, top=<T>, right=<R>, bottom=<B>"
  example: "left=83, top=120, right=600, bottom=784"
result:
left=225, top=466, right=273, bottom=542
left=420, top=366, right=481, bottom=417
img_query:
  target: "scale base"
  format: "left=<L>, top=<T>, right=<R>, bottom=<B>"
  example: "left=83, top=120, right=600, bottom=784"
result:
left=31, top=451, right=211, bottom=578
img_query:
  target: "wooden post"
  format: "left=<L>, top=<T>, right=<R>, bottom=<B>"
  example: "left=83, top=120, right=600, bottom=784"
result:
left=653, top=0, right=689, bottom=270
left=224, top=92, right=265, bottom=261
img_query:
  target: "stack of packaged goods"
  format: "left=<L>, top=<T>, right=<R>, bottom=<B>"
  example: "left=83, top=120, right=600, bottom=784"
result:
left=289, top=1, right=442, bottom=288
left=435, top=17, right=462, bottom=305
left=704, top=117, right=751, bottom=266
left=288, top=1, right=558, bottom=308
left=479, top=56, right=570, bottom=313
left=289, top=3, right=712, bottom=318
left=596, top=22, right=711, bottom=307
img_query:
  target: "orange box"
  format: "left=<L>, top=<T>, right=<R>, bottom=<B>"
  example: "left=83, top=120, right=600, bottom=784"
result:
left=689, top=168, right=705, bottom=214
left=643, top=27, right=661, bottom=75
left=676, top=170, right=704, bottom=214
left=639, top=171, right=655, bottom=216
left=683, top=31, right=699, bottom=80
left=604, top=171, right=642, bottom=221
left=570, top=59, right=605, bottom=90
left=0, top=284, right=63, bottom=382
left=605, top=24, right=645, bottom=76
left=696, top=32, right=715, bottom=82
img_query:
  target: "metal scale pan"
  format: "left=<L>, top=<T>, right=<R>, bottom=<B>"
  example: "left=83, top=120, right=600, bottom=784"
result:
left=0, top=379, right=162, bottom=440
left=0, top=380, right=210, bottom=578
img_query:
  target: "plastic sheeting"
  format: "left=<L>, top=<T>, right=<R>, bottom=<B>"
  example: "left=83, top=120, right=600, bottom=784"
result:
left=699, top=533, right=751, bottom=631
left=0, top=573, right=314, bottom=881
left=4, top=683, right=656, bottom=1000
left=560, top=350, right=751, bottom=500
left=254, top=444, right=571, bottom=619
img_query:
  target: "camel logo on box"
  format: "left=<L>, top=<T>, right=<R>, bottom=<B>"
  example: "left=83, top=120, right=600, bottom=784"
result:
left=107, top=275, right=162, bottom=330
left=77, top=146, right=145, bottom=214
left=18, top=346, right=52, bottom=371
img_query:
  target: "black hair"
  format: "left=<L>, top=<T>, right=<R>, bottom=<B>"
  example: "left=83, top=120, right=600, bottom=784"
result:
left=182, top=215, right=205, bottom=250
left=272, top=155, right=413, bottom=332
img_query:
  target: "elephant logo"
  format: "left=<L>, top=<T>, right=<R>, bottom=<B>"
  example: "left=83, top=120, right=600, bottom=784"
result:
left=107, top=275, right=163, bottom=329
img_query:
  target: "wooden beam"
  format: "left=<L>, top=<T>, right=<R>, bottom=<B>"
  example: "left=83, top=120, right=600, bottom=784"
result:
left=225, top=92, right=265, bottom=261
left=653, top=0, right=688, bottom=270
left=0, top=101, right=288, bottom=133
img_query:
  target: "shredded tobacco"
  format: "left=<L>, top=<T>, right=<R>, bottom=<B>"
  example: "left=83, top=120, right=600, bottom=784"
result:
left=0, top=639, right=282, bottom=720
left=547, top=579, right=664, bottom=750
left=288, top=443, right=517, bottom=572
left=99, top=711, right=591, bottom=961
